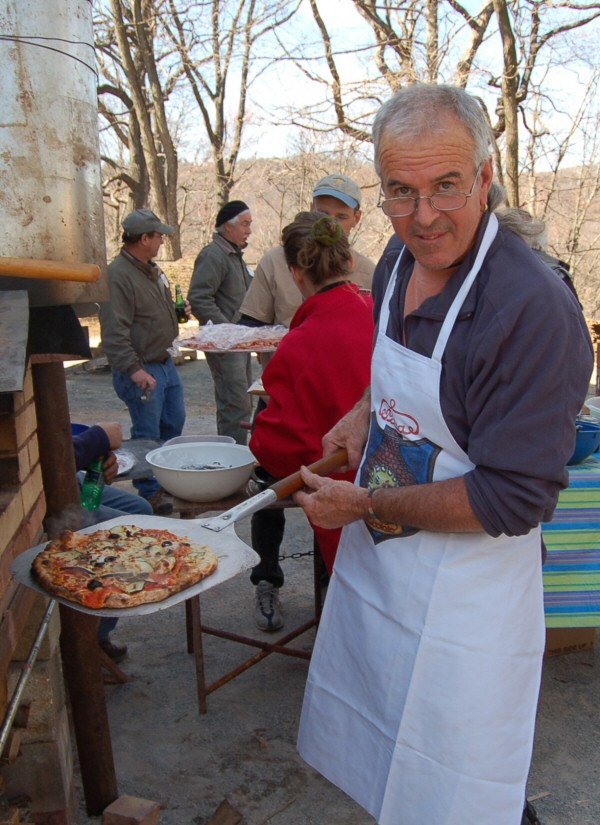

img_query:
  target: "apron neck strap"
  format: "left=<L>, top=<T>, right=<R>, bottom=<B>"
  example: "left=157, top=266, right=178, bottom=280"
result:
left=431, top=213, right=499, bottom=362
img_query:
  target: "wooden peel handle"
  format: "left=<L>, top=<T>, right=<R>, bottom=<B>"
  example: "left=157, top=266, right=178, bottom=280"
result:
left=269, top=448, right=349, bottom=501
left=0, top=256, right=101, bottom=282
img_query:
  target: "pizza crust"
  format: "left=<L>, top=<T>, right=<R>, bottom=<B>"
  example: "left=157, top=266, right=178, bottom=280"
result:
left=32, top=525, right=219, bottom=609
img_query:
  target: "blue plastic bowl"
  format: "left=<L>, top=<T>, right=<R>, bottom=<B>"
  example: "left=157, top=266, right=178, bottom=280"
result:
left=568, top=420, right=600, bottom=465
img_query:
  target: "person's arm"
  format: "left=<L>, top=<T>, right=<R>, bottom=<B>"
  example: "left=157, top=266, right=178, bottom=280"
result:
left=73, top=423, right=122, bottom=471
left=187, top=246, right=229, bottom=324
left=293, top=470, right=483, bottom=532
left=99, top=276, right=143, bottom=375
left=101, top=451, right=119, bottom=485
left=321, top=388, right=372, bottom=471
left=238, top=256, right=276, bottom=325
left=250, top=340, right=327, bottom=476
left=238, top=313, right=269, bottom=328
left=461, top=260, right=593, bottom=536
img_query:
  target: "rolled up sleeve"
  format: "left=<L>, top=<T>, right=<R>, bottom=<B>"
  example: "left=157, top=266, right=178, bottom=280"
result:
left=464, top=285, right=593, bottom=536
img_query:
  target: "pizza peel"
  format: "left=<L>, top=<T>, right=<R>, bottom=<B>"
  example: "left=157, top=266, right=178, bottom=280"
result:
left=11, top=448, right=348, bottom=617
left=195, top=447, right=348, bottom=533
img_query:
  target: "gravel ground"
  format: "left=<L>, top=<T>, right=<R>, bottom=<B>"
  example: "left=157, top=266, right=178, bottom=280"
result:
left=64, top=352, right=600, bottom=825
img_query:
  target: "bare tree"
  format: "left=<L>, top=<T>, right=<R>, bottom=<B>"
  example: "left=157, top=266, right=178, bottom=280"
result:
left=95, top=0, right=300, bottom=253
left=487, top=0, right=600, bottom=204
left=161, top=0, right=298, bottom=207
left=95, top=0, right=183, bottom=258
left=265, top=0, right=600, bottom=316
left=283, top=0, right=600, bottom=203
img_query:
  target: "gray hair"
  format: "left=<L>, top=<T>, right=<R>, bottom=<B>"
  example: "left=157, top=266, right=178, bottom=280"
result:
left=372, top=84, right=493, bottom=177
left=494, top=206, right=548, bottom=250
left=483, top=182, right=549, bottom=247
left=217, top=210, right=251, bottom=236
left=227, top=210, right=250, bottom=227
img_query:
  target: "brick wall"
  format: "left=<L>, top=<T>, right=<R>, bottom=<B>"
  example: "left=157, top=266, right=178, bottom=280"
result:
left=0, top=365, right=76, bottom=822
left=0, top=367, right=46, bottom=653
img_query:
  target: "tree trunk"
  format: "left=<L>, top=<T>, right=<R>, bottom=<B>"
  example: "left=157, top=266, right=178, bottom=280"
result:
left=493, top=0, right=520, bottom=205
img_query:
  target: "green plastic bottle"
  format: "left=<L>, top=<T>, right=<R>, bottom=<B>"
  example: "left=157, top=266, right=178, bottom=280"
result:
left=81, top=458, right=105, bottom=511
left=174, top=284, right=187, bottom=324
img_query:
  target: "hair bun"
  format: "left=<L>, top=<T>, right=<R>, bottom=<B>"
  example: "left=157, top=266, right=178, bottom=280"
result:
left=310, top=216, right=343, bottom=247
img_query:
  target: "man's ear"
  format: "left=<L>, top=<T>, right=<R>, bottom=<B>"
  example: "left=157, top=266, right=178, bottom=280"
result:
left=479, top=159, right=494, bottom=209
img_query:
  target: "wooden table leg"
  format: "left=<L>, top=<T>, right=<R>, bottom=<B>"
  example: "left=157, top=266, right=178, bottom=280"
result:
left=59, top=607, right=118, bottom=814
left=185, top=599, right=194, bottom=654
left=187, top=597, right=208, bottom=714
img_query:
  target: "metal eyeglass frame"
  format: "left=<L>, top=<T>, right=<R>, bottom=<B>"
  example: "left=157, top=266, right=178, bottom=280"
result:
left=377, top=164, right=483, bottom=218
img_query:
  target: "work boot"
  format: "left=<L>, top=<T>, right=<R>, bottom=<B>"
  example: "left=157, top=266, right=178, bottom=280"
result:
left=146, top=489, right=174, bottom=515
left=254, top=581, right=284, bottom=631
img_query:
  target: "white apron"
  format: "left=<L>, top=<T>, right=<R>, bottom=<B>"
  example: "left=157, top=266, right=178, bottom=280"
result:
left=297, top=215, right=545, bottom=825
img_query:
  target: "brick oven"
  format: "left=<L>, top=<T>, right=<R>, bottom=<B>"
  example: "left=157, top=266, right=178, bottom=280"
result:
left=0, top=1, right=110, bottom=821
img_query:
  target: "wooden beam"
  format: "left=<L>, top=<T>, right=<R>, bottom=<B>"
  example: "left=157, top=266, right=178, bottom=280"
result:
left=32, top=360, right=117, bottom=815
left=0, top=257, right=100, bottom=283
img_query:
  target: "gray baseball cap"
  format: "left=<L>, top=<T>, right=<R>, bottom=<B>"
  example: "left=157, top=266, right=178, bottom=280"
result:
left=122, top=209, right=174, bottom=236
left=312, top=174, right=362, bottom=208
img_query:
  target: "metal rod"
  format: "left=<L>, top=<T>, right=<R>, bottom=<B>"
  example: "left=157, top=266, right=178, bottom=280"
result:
left=0, top=599, right=56, bottom=756
left=201, top=622, right=315, bottom=660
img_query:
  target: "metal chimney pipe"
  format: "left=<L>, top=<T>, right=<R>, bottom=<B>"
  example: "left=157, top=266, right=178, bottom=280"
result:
left=0, top=0, right=107, bottom=308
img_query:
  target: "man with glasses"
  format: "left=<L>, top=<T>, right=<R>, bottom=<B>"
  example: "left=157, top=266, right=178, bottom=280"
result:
left=294, top=85, right=592, bottom=825
left=100, top=209, right=185, bottom=515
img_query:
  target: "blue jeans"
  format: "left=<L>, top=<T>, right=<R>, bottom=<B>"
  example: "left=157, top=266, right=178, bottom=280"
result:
left=112, top=357, right=185, bottom=499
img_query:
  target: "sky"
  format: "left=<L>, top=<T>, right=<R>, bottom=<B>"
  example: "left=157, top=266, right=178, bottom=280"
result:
left=110, top=0, right=600, bottom=174
left=229, top=0, right=600, bottom=168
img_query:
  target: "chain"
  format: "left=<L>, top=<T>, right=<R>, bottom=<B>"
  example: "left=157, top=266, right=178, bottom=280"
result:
left=278, top=549, right=315, bottom=562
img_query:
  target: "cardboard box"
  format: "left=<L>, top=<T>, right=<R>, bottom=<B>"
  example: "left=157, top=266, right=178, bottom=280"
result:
left=545, top=627, right=597, bottom=657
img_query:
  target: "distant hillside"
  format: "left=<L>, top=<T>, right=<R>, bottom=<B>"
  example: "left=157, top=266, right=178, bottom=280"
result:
left=105, top=156, right=600, bottom=321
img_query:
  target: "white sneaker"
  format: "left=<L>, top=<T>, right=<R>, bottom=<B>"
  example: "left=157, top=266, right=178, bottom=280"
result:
left=254, top=581, right=284, bottom=631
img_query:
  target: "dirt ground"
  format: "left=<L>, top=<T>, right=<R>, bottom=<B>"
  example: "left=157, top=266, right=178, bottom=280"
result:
left=63, top=352, right=600, bottom=825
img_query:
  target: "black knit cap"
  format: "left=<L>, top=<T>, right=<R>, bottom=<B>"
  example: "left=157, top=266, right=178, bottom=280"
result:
left=215, top=200, right=250, bottom=228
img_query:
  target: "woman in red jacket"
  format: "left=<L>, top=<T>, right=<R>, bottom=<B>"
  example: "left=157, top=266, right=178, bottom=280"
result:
left=249, top=211, right=374, bottom=630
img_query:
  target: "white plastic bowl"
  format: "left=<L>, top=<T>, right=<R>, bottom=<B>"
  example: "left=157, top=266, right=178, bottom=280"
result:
left=145, top=443, right=255, bottom=502
left=162, top=434, right=235, bottom=446
left=585, top=397, right=600, bottom=421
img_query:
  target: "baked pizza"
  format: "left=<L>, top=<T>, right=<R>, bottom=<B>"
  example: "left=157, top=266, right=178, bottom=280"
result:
left=180, top=323, right=287, bottom=352
left=32, top=524, right=219, bottom=609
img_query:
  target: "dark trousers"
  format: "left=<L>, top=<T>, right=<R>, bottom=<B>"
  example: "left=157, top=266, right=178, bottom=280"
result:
left=250, top=506, right=286, bottom=587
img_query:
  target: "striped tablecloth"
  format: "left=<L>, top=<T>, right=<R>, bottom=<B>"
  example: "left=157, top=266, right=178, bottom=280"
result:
left=542, top=454, right=600, bottom=627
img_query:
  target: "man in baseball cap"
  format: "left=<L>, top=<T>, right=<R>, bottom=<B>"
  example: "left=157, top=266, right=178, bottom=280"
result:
left=100, top=208, right=185, bottom=515
left=122, top=208, right=175, bottom=236
left=312, top=173, right=362, bottom=209
left=240, top=173, right=372, bottom=333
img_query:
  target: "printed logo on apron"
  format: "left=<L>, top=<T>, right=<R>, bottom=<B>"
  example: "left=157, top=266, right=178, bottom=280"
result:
left=360, top=411, right=441, bottom=542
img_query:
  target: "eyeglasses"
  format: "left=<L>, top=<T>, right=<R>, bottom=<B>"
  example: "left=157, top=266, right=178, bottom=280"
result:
left=377, top=165, right=482, bottom=218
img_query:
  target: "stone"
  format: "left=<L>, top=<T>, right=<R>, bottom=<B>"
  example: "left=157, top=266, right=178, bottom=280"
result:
left=102, top=795, right=160, bottom=825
